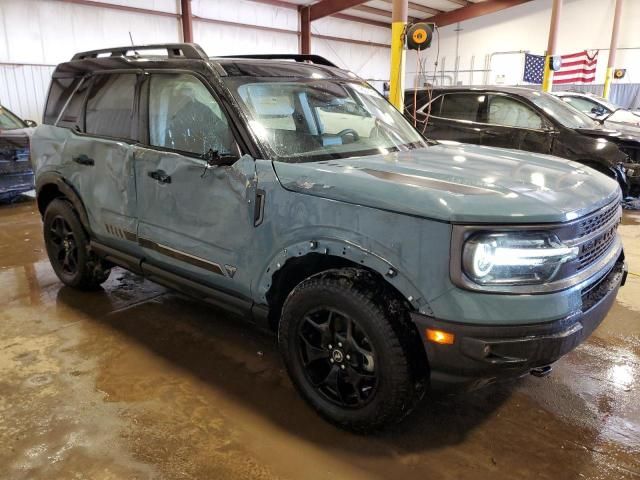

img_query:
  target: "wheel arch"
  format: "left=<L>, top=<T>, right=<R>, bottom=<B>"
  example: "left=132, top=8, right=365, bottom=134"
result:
left=36, top=172, right=92, bottom=235
left=259, top=238, right=433, bottom=330
left=269, top=258, right=430, bottom=391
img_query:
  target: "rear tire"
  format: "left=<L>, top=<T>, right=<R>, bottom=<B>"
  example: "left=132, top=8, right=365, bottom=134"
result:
left=43, top=199, right=110, bottom=290
left=278, top=271, right=419, bottom=433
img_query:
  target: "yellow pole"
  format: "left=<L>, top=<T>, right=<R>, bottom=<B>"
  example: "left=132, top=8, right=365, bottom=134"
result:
left=388, top=0, right=408, bottom=110
left=603, top=0, right=623, bottom=99
left=542, top=0, right=562, bottom=92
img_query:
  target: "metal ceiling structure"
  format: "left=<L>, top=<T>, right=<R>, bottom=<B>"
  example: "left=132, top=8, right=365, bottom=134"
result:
left=58, top=0, right=531, bottom=54
left=250, top=0, right=531, bottom=30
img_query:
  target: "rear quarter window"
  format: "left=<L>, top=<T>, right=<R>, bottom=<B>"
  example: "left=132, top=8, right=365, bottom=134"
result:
left=43, top=76, right=80, bottom=125
left=56, top=78, right=92, bottom=131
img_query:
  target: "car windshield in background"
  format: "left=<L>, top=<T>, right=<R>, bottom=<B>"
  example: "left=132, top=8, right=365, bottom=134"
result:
left=225, top=79, right=427, bottom=162
left=591, top=95, right=619, bottom=112
left=529, top=92, right=597, bottom=129
left=0, top=107, right=26, bottom=130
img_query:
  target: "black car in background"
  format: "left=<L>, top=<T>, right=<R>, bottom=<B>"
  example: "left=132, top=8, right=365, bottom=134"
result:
left=0, top=105, right=36, bottom=201
left=404, top=86, right=640, bottom=196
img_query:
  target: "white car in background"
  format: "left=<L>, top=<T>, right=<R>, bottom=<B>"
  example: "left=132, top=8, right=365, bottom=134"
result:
left=554, top=91, right=640, bottom=128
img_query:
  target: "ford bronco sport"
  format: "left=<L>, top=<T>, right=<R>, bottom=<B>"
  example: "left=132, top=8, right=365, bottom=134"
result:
left=32, top=44, right=627, bottom=432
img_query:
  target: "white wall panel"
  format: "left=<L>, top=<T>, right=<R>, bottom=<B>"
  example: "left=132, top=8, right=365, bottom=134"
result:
left=87, top=0, right=179, bottom=14
left=193, top=0, right=298, bottom=31
left=0, top=64, right=54, bottom=122
left=195, top=22, right=298, bottom=56
left=0, top=0, right=181, bottom=65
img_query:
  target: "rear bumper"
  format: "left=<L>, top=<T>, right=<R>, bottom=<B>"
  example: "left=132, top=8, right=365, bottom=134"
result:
left=411, top=257, right=627, bottom=392
left=0, top=171, right=34, bottom=197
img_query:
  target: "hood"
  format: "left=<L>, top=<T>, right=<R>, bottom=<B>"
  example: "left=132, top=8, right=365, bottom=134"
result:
left=273, top=143, right=620, bottom=224
left=576, top=124, right=640, bottom=145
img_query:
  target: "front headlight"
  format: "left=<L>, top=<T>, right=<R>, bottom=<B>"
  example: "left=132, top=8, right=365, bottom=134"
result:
left=462, top=231, right=579, bottom=285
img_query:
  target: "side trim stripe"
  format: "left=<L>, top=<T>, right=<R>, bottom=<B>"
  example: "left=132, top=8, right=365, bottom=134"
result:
left=138, top=237, right=226, bottom=276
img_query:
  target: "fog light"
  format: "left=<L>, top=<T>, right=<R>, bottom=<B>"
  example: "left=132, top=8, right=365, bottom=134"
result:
left=426, top=329, right=455, bottom=345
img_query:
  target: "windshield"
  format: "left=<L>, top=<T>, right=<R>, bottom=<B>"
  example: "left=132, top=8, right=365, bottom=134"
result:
left=529, top=92, right=597, bottom=129
left=0, top=107, right=26, bottom=130
left=225, top=78, right=427, bottom=162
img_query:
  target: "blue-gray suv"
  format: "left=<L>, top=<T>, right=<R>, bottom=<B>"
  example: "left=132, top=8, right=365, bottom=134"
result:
left=32, top=44, right=627, bottom=432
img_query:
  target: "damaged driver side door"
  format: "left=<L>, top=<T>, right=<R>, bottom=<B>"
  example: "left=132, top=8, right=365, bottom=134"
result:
left=133, top=71, right=256, bottom=297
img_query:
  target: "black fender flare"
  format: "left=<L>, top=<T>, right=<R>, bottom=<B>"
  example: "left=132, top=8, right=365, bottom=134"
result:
left=36, top=172, right=92, bottom=235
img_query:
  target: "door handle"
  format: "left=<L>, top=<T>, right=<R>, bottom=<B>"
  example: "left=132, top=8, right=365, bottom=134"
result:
left=72, top=154, right=95, bottom=166
left=484, top=129, right=502, bottom=136
left=148, top=169, right=171, bottom=184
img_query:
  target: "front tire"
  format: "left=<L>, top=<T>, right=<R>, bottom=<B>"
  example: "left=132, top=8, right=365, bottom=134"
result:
left=278, top=271, right=418, bottom=432
left=43, top=199, right=111, bottom=290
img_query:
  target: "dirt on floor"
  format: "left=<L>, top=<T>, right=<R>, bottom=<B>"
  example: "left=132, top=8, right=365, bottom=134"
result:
left=1, top=198, right=639, bottom=480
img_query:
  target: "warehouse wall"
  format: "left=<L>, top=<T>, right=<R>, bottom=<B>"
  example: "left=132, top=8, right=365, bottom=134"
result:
left=407, top=0, right=640, bottom=88
left=0, top=0, right=391, bottom=121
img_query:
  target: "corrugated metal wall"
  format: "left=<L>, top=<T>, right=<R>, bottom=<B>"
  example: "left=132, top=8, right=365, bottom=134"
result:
left=0, top=63, right=54, bottom=122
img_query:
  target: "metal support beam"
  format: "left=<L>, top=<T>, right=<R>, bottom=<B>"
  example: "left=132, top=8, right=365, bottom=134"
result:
left=333, top=13, right=390, bottom=28
left=180, top=0, right=193, bottom=43
left=309, top=0, right=369, bottom=21
left=389, top=0, right=408, bottom=110
left=300, top=6, right=311, bottom=54
left=422, top=0, right=531, bottom=26
left=352, top=5, right=418, bottom=22
left=542, top=0, right=562, bottom=92
left=603, top=0, right=624, bottom=99
left=378, top=0, right=442, bottom=17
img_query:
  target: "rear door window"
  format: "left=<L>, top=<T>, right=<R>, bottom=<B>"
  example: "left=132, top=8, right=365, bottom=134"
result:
left=439, top=93, right=484, bottom=122
left=85, top=74, right=137, bottom=140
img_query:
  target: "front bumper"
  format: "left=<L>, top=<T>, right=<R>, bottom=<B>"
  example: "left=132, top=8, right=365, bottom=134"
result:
left=411, top=257, right=627, bottom=392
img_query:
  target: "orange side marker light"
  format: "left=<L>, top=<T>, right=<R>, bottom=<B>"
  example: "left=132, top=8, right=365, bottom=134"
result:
left=426, top=329, right=455, bottom=345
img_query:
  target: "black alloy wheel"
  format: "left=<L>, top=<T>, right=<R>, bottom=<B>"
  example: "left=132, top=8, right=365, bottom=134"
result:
left=48, top=216, right=79, bottom=276
left=279, top=271, right=419, bottom=432
left=297, top=307, right=378, bottom=408
left=43, top=199, right=111, bottom=290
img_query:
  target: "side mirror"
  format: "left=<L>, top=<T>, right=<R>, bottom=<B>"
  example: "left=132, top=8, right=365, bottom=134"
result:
left=24, top=119, right=37, bottom=127
left=203, top=148, right=237, bottom=167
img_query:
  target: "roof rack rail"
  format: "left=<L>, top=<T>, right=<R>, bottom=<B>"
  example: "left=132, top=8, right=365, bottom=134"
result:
left=72, top=43, right=208, bottom=61
left=218, top=54, right=337, bottom=68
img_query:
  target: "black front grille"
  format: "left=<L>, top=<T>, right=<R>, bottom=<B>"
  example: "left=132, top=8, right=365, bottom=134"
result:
left=577, top=225, right=617, bottom=271
left=577, top=202, right=619, bottom=238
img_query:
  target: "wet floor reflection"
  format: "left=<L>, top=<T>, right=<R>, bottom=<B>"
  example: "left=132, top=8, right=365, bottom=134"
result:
left=1, top=200, right=639, bottom=480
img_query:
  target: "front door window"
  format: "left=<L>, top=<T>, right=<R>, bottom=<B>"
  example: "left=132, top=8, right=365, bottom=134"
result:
left=149, top=74, right=236, bottom=157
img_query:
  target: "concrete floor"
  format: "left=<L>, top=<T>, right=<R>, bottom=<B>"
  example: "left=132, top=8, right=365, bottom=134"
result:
left=0, top=199, right=638, bottom=480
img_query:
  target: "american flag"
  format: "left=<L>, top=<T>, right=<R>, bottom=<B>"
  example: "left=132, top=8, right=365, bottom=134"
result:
left=523, top=53, right=545, bottom=84
left=553, top=50, right=599, bottom=84
left=523, top=50, right=599, bottom=85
